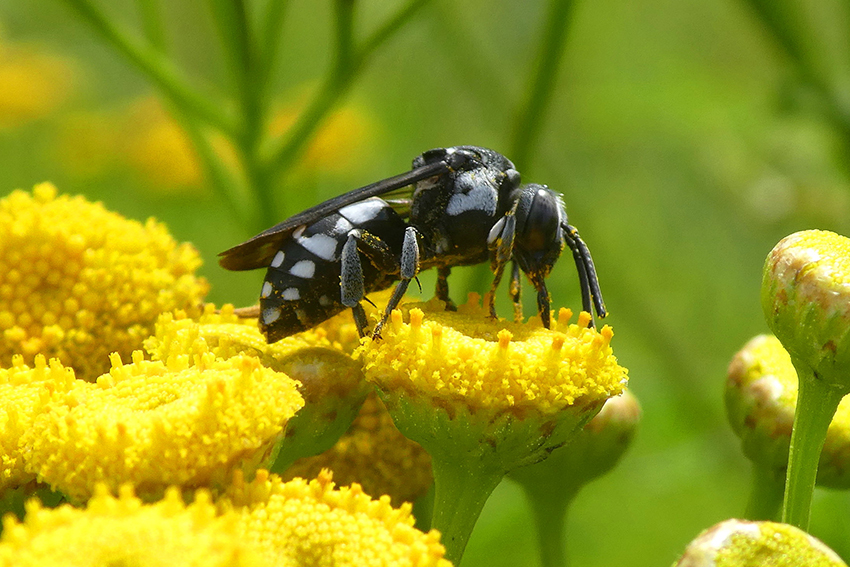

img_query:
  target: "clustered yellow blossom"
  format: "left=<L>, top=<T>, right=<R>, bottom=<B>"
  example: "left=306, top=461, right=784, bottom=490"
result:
left=145, top=305, right=369, bottom=472
left=284, top=391, right=433, bottom=504
left=223, top=469, right=451, bottom=567
left=21, top=350, right=303, bottom=502
left=0, top=183, right=208, bottom=379
left=675, top=519, right=846, bottom=567
left=0, top=485, right=262, bottom=567
left=0, top=355, right=74, bottom=495
left=727, top=334, right=850, bottom=488
left=360, top=296, right=627, bottom=415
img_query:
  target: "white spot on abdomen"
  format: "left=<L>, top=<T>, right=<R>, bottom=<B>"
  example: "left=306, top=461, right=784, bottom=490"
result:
left=282, top=287, right=300, bottom=300
left=270, top=250, right=285, bottom=268
left=289, top=259, right=316, bottom=279
left=339, top=197, right=386, bottom=225
left=297, top=233, right=338, bottom=261
left=260, top=281, right=273, bottom=298
left=262, top=307, right=281, bottom=324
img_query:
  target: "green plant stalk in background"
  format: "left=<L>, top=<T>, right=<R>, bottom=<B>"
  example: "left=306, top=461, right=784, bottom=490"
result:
left=57, top=0, right=431, bottom=232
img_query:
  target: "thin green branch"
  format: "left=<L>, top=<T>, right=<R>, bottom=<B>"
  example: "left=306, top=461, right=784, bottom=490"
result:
left=136, top=0, right=167, bottom=52
left=263, top=0, right=431, bottom=178
left=510, top=0, right=577, bottom=170
left=58, top=0, right=237, bottom=138
left=256, top=0, right=290, bottom=102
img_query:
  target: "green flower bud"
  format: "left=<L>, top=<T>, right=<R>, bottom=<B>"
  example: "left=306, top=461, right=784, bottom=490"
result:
left=674, top=519, right=846, bottom=567
left=762, top=230, right=850, bottom=390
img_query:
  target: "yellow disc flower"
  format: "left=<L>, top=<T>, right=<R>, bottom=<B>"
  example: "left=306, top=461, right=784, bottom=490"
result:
left=358, top=295, right=627, bottom=563
left=0, top=485, right=262, bottom=567
left=283, top=391, right=433, bottom=505
left=22, top=351, right=303, bottom=502
left=0, top=355, right=75, bottom=496
left=145, top=305, right=370, bottom=473
left=0, top=183, right=209, bottom=380
left=674, top=519, right=846, bottom=567
left=222, top=469, right=450, bottom=567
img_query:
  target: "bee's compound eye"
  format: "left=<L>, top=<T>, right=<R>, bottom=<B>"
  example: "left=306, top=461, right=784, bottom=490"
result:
left=517, top=185, right=562, bottom=250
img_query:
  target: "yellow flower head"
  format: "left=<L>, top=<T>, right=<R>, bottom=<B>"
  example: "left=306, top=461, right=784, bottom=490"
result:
left=674, top=519, right=846, bottom=567
left=0, top=485, right=262, bottom=567
left=0, top=355, right=75, bottom=495
left=22, top=350, right=303, bottom=502
left=360, top=295, right=626, bottom=416
left=146, top=305, right=370, bottom=472
left=0, top=44, right=74, bottom=129
left=727, top=334, right=850, bottom=488
left=283, top=391, right=433, bottom=505
left=223, top=469, right=451, bottom=567
left=0, top=183, right=209, bottom=380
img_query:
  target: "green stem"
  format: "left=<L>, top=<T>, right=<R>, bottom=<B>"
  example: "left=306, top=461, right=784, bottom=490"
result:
left=781, top=362, right=846, bottom=529
left=522, top=480, right=579, bottom=567
left=745, top=461, right=785, bottom=521
left=58, top=0, right=237, bottom=138
left=430, top=457, right=504, bottom=565
left=510, top=0, right=577, bottom=170
left=136, top=0, right=167, bottom=52
left=262, top=0, right=431, bottom=178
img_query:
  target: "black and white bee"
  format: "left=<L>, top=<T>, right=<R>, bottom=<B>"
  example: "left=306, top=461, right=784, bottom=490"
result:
left=219, top=145, right=606, bottom=341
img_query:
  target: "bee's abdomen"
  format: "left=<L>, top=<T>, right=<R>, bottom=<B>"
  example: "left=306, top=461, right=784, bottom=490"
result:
left=259, top=198, right=406, bottom=341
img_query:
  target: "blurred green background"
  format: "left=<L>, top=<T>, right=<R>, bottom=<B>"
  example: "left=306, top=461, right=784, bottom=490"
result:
left=1, top=0, right=850, bottom=564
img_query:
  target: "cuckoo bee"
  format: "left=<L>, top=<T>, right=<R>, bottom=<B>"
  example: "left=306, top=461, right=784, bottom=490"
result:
left=219, top=145, right=606, bottom=341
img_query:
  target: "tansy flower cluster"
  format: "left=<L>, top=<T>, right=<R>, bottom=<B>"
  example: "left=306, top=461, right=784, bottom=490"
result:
left=222, top=470, right=450, bottom=567
left=16, top=350, right=303, bottom=502
left=360, top=296, right=626, bottom=415
left=0, top=183, right=208, bottom=380
left=0, top=485, right=261, bottom=567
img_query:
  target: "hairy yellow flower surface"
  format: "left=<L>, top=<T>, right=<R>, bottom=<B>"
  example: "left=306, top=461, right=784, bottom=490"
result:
left=674, top=519, right=846, bottom=566
left=22, top=351, right=303, bottom=502
left=283, top=392, right=432, bottom=504
left=223, top=470, right=451, bottom=567
left=360, top=296, right=627, bottom=415
left=0, top=183, right=209, bottom=380
left=0, top=45, right=74, bottom=128
left=727, top=334, right=850, bottom=488
left=0, top=355, right=74, bottom=494
left=145, top=305, right=369, bottom=471
left=0, top=485, right=261, bottom=567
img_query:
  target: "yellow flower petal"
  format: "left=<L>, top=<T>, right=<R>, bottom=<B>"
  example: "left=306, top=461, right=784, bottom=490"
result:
left=0, top=485, right=261, bottom=567
left=0, top=183, right=209, bottom=380
left=360, top=296, right=627, bottom=415
left=223, top=470, right=451, bottom=567
left=22, top=351, right=303, bottom=502
left=0, top=355, right=75, bottom=494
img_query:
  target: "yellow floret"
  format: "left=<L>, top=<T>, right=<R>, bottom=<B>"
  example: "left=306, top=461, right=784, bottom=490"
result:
left=22, top=351, right=303, bottom=502
left=0, top=183, right=209, bottom=380
left=0, top=485, right=262, bottom=567
left=283, top=391, right=433, bottom=505
left=223, top=469, right=451, bottom=567
left=360, top=295, right=627, bottom=415
left=0, top=355, right=75, bottom=494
